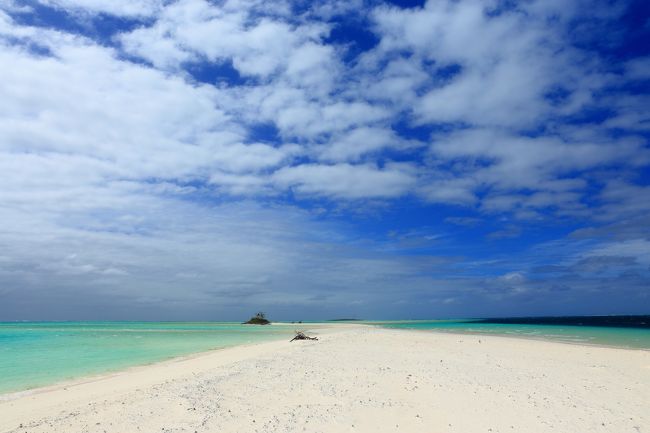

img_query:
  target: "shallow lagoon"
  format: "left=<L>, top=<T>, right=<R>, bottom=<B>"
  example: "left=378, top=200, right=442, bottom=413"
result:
left=0, top=322, right=295, bottom=394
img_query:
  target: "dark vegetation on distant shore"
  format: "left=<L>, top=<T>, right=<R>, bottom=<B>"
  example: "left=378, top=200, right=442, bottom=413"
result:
left=243, top=312, right=270, bottom=325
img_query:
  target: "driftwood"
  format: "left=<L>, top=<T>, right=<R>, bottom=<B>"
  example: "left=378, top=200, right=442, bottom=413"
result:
left=290, top=331, right=318, bottom=342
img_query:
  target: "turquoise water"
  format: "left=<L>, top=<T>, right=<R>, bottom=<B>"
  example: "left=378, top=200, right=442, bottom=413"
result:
left=375, top=319, right=650, bottom=350
left=3, top=319, right=649, bottom=396
left=0, top=322, right=295, bottom=395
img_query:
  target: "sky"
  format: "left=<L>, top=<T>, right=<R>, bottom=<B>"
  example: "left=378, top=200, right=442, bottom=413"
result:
left=0, top=0, right=649, bottom=321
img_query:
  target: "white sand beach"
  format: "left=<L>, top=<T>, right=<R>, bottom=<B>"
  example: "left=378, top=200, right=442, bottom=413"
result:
left=1, top=325, right=648, bottom=433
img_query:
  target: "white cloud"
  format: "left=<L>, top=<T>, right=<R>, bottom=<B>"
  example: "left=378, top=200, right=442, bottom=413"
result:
left=0, top=0, right=32, bottom=13
left=0, top=0, right=648, bottom=318
left=275, top=101, right=392, bottom=138
left=1, top=0, right=645, bottom=211
left=423, top=129, right=648, bottom=211
left=361, top=57, right=430, bottom=110
left=584, top=239, right=650, bottom=267
left=626, top=57, right=650, bottom=80
left=37, top=0, right=163, bottom=17
left=602, top=94, right=650, bottom=132
left=367, top=0, right=611, bottom=128
left=318, top=127, right=415, bottom=162
left=0, top=17, right=257, bottom=184
left=0, top=191, right=469, bottom=318
left=284, top=42, right=339, bottom=91
left=209, top=171, right=270, bottom=195
left=419, top=177, right=478, bottom=206
left=206, top=141, right=300, bottom=174
left=272, top=163, right=416, bottom=199
left=594, top=180, right=650, bottom=221
left=119, top=25, right=194, bottom=69
left=119, top=0, right=329, bottom=78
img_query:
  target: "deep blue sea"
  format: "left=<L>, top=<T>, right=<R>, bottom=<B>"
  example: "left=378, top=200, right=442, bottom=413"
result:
left=374, top=315, right=650, bottom=350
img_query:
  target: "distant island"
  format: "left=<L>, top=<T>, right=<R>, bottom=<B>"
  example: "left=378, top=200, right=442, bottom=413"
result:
left=328, top=318, right=362, bottom=322
left=243, top=312, right=270, bottom=325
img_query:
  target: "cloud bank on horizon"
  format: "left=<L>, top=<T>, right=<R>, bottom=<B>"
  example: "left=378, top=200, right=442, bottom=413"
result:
left=0, top=0, right=648, bottom=320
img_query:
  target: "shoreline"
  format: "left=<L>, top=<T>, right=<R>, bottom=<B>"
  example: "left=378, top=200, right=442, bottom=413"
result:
left=1, top=325, right=649, bottom=432
left=382, top=325, right=650, bottom=352
left=1, top=322, right=647, bottom=401
left=0, top=339, right=278, bottom=403
left=0, top=322, right=360, bottom=398
left=0, top=322, right=353, bottom=401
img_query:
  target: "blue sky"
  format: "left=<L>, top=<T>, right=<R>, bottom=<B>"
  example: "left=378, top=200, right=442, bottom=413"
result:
left=0, top=0, right=648, bottom=321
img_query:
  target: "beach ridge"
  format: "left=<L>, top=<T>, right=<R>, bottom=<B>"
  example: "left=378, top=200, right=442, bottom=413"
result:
left=1, top=325, right=648, bottom=433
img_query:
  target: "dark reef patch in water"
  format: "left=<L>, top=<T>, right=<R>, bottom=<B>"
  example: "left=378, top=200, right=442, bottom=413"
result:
left=468, top=315, right=650, bottom=329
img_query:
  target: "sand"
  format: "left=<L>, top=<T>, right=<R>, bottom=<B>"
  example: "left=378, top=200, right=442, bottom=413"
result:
left=1, top=325, right=649, bottom=433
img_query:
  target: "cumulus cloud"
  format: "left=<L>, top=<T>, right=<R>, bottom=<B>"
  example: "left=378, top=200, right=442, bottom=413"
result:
left=37, top=0, right=164, bottom=17
left=0, top=0, right=32, bottom=13
left=625, top=56, right=650, bottom=81
left=273, top=163, right=416, bottom=199
left=0, top=0, right=648, bottom=318
left=367, top=0, right=599, bottom=128
left=318, top=127, right=417, bottom=162
left=424, top=129, right=648, bottom=213
left=119, top=0, right=324, bottom=76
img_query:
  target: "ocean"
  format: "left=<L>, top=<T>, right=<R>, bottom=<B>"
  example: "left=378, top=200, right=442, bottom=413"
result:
left=376, top=315, right=650, bottom=350
left=0, top=322, right=295, bottom=395
left=1, top=317, right=649, bottom=395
